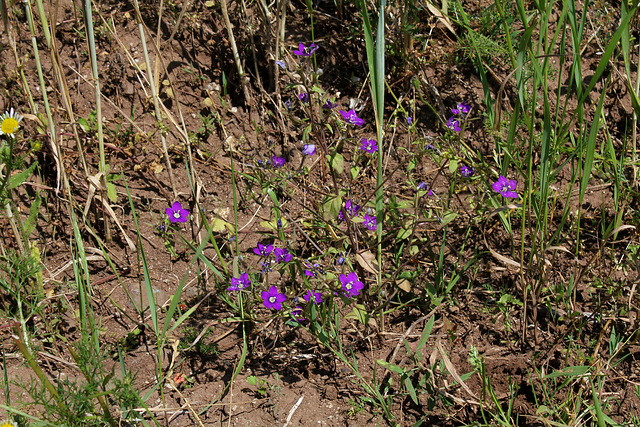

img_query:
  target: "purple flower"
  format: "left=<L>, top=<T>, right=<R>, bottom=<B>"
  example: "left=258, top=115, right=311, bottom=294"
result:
left=293, top=42, right=318, bottom=56
left=228, top=272, right=251, bottom=291
left=492, top=175, right=519, bottom=198
left=339, top=109, right=365, bottom=126
left=272, top=155, right=286, bottom=167
left=339, top=272, right=364, bottom=298
left=273, top=247, right=293, bottom=263
left=416, top=183, right=434, bottom=196
left=253, top=242, right=274, bottom=256
left=261, top=285, right=287, bottom=310
left=302, top=144, right=316, bottom=156
left=339, top=199, right=360, bottom=220
left=407, top=116, right=412, bottom=125
left=446, top=117, right=461, bottom=132
left=166, top=201, right=189, bottom=223
left=460, top=165, right=475, bottom=177
left=298, top=93, right=310, bottom=104
left=360, top=138, right=378, bottom=153
left=291, top=306, right=305, bottom=322
left=303, top=289, right=323, bottom=304
left=337, top=254, right=345, bottom=265
left=275, top=60, right=286, bottom=69
left=284, top=99, right=294, bottom=109
left=322, top=100, right=337, bottom=109
left=451, top=101, right=471, bottom=115
left=363, top=213, right=376, bottom=230
left=260, top=260, right=273, bottom=273
left=304, top=262, right=323, bottom=277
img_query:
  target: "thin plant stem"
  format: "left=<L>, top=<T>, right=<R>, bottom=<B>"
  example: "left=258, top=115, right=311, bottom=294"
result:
left=82, top=0, right=111, bottom=241
left=132, top=0, right=178, bottom=199
left=219, top=0, right=252, bottom=105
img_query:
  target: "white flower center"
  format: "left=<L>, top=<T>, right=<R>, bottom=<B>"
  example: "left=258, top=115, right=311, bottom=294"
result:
left=173, top=211, right=181, bottom=218
left=346, top=283, right=353, bottom=290
left=269, top=296, right=276, bottom=303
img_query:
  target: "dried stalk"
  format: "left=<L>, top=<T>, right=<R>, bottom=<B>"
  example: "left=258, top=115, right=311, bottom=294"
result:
left=219, top=0, right=252, bottom=105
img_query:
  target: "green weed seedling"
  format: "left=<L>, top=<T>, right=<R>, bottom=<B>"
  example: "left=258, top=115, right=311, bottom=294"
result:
left=246, top=374, right=281, bottom=398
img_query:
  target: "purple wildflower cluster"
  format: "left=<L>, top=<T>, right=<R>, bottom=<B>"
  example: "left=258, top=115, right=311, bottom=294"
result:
left=338, top=199, right=376, bottom=230
left=446, top=101, right=471, bottom=132
left=253, top=242, right=293, bottom=263
left=226, top=243, right=365, bottom=316
left=256, top=155, right=287, bottom=168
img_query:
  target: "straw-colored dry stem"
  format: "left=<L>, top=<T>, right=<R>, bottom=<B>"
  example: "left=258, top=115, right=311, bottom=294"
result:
left=219, top=0, right=252, bottom=106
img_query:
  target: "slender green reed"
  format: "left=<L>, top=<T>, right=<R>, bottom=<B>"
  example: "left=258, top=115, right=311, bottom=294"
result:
left=359, top=0, right=386, bottom=328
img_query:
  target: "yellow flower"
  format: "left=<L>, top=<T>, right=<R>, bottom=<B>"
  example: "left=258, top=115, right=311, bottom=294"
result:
left=0, top=420, right=18, bottom=427
left=0, top=108, right=23, bottom=138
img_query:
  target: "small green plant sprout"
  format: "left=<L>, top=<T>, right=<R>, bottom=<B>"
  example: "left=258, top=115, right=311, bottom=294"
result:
left=78, top=109, right=98, bottom=134
left=247, top=375, right=269, bottom=397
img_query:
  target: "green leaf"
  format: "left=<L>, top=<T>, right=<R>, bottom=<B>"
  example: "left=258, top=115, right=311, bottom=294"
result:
left=375, top=359, right=404, bottom=375
left=78, top=117, right=90, bottom=133
left=498, top=293, right=523, bottom=306
left=350, top=165, right=360, bottom=180
left=327, top=152, right=344, bottom=174
left=323, top=194, right=342, bottom=221
left=544, top=365, right=590, bottom=379
left=213, top=216, right=236, bottom=233
left=303, top=124, right=312, bottom=141
left=404, top=376, right=419, bottom=405
left=407, top=157, right=417, bottom=171
left=345, top=303, right=370, bottom=326
left=8, top=162, right=37, bottom=190
left=24, top=192, right=41, bottom=238
left=440, top=212, right=457, bottom=226
left=396, top=226, right=412, bottom=240
left=106, top=181, right=117, bottom=202
left=448, top=158, right=458, bottom=174
left=415, top=316, right=435, bottom=353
